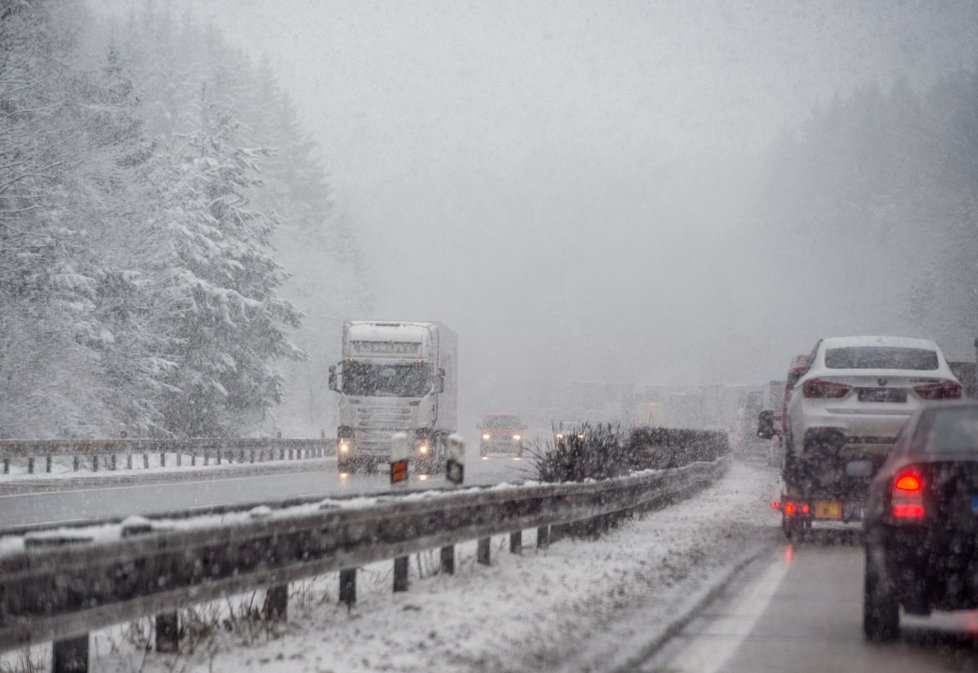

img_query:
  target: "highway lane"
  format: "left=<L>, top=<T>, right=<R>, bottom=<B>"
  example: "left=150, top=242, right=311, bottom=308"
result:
left=644, top=533, right=978, bottom=673
left=0, top=453, right=534, bottom=529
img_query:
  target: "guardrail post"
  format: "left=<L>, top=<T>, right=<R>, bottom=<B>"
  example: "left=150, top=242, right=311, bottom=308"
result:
left=440, top=545, right=455, bottom=574
left=110, top=454, right=117, bottom=470
left=393, top=556, right=409, bottom=592
left=142, top=453, right=149, bottom=469
left=176, top=451, right=182, bottom=467
left=288, top=448, right=294, bottom=460
left=27, top=456, right=34, bottom=473
left=250, top=449, right=255, bottom=464
left=191, top=451, right=196, bottom=466
left=73, top=455, right=79, bottom=471
left=126, top=453, right=132, bottom=469
left=52, top=633, right=89, bottom=673
left=537, top=525, right=550, bottom=549
left=339, top=568, right=356, bottom=608
left=155, top=611, right=179, bottom=652
left=477, top=538, right=491, bottom=565
left=510, top=531, right=522, bottom=554
left=263, top=584, right=288, bottom=620
left=160, top=452, right=166, bottom=468
left=204, top=450, right=209, bottom=466
left=3, top=457, right=8, bottom=474
left=46, top=455, right=52, bottom=472
left=92, top=455, right=98, bottom=472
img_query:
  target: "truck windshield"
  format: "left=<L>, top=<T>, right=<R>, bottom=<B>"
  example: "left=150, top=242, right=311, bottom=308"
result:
left=824, top=347, right=938, bottom=370
left=342, top=362, right=432, bottom=397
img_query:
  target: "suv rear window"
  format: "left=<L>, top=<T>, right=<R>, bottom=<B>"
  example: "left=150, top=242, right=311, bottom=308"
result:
left=924, top=407, right=978, bottom=454
left=824, top=347, right=938, bottom=370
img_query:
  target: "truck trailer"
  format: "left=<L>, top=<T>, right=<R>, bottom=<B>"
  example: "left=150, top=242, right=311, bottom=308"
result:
left=328, top=321, right=458, bottom=473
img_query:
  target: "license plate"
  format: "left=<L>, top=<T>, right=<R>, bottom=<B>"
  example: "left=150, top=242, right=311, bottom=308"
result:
left=858, top=388, right=907, bottom=403
left=971, top=494, right=978, bottom=514
left=814, top=500, right=842, bottom=520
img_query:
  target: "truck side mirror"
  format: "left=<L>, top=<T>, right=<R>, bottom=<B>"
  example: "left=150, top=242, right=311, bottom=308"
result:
left=328, top=365, right=338, bottom=392
left=756, top=410, right=776, bottom=440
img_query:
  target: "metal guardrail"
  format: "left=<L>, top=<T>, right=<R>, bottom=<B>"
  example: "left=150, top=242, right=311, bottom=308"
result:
left=0, top=438, right=335, bottom=475
left=0, top=455, right=728, bottom=655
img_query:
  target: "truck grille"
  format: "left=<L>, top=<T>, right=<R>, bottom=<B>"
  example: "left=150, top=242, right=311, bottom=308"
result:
left=356, top=401, right=415, bottom=456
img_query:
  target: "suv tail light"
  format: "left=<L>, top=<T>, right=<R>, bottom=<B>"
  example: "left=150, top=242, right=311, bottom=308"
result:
left=913, top=380, right=962, bottom=400
left=891, top=469, right=925, bottom=518
left=802, top=378, right=852, bottom=399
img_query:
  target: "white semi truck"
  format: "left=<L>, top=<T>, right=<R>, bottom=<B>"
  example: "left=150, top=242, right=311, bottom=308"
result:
left=328, top=321, right=458, bottom=473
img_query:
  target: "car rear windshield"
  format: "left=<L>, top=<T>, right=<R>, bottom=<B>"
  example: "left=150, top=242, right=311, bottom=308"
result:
left=923, top=407, right=978, bottom=454
left=483, top=415, right=521, bottom=428
left=824, top=346, right=938, bottom=370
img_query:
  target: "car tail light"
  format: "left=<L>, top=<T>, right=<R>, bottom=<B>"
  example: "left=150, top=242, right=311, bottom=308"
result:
left=891, top=469, right=925, bottom=518
left=802, top=379, right=852, bottom=399
left=913, top=380, right=962, bottom=400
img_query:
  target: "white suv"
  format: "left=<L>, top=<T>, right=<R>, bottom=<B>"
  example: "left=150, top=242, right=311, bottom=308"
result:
left=785, top=336, right=961, bottom=496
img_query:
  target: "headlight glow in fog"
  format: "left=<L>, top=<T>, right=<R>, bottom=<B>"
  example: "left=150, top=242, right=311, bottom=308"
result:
left=513, top=434, right=521, bottom=441
left=482, top=433, right=490, bottom=440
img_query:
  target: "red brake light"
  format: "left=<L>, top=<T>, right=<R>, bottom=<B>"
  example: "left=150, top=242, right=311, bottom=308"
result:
left=894, top=473, right=921, bottom=492
left=891, top=470, right=925, bottom=518
left=784, top=502, right=795, bottom=515
left=802, top=378, right=852, bottom=399
left=913, top=380, right=962, bottom=400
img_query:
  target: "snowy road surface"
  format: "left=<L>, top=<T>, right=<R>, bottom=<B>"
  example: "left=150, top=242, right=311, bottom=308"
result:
left=647, top=540, right=978, bottom=673
left=0, top=455, right=533, bottom=529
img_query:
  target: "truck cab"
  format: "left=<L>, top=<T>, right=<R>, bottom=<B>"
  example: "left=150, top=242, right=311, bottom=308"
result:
left=329, top=321, right=457, bottom=473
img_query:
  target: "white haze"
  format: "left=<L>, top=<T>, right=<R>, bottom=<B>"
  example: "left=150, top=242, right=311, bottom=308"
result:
left=92, top=0, right=978, bottom=421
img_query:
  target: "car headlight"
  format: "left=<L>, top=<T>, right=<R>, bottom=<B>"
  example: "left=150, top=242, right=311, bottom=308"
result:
left=513, top=434, right=521, bottom=441
left=482, top=433, right=490, bottom=441
left=418, top=444, right=429, bottom=455
left=339, top=441, right=350, bottom=453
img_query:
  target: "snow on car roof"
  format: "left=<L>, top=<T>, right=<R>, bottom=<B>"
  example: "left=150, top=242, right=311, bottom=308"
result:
left=821, top=335, right=940, bottom=350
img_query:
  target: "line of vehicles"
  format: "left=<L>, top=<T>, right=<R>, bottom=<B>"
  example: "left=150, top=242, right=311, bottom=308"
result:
left=755, top=335, right=978, bottom=641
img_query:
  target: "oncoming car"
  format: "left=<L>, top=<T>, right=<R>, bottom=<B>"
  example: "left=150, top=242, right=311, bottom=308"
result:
left=478, top=413, right=526, bottom=458
left=863, top=401, right=978, bottom=640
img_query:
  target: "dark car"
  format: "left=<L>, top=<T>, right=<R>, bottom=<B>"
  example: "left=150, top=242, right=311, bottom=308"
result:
left=863, top=401, right=978, bottom=640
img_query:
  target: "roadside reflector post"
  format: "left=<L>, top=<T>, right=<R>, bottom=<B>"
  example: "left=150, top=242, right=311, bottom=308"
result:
left=390, top=432, right=411, bottom=589
left=393, top=555, right=409, bottom=592
left=27, top=456, right=34, bottom=474
left=537, top=525, right=550, bottom=549
left=339, top=568, right=357, bottom=609
left=477, top=537, right=491, bottom=565
left=510, top=530, right=522, bottom=554
left=155, top=611, right=179, bottom=653
left=446, top=433, right=465, bottom=486
left=52, top=634, right=89, bottom=673
left=390, top=432, right=409, bottom=486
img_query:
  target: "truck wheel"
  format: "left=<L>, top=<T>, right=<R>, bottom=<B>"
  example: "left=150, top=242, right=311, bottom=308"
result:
left=863, top=548, right=899, bottom=641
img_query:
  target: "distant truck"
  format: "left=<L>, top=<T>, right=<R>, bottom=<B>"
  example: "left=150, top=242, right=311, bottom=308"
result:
left=328, top=321, right=458, bottom=473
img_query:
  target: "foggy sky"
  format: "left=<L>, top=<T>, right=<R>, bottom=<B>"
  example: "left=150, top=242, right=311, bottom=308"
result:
left=92, top=1, right=978, bottom=408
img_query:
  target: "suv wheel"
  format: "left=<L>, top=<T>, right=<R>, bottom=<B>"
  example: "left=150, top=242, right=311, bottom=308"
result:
left=863, top=548, right=899, bottom=641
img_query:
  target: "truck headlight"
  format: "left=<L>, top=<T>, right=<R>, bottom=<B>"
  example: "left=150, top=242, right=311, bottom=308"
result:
left=339, top=441, right=350, bottom=453
left=482, top=433, right=490, bottom=441
left=418, top=443, right=429, bottom=455
left=513, top=434, right=521, bottom=441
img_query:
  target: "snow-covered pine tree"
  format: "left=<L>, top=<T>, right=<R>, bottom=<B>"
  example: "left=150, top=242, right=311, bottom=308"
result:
left=155, top=94, right=302, bottom=437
